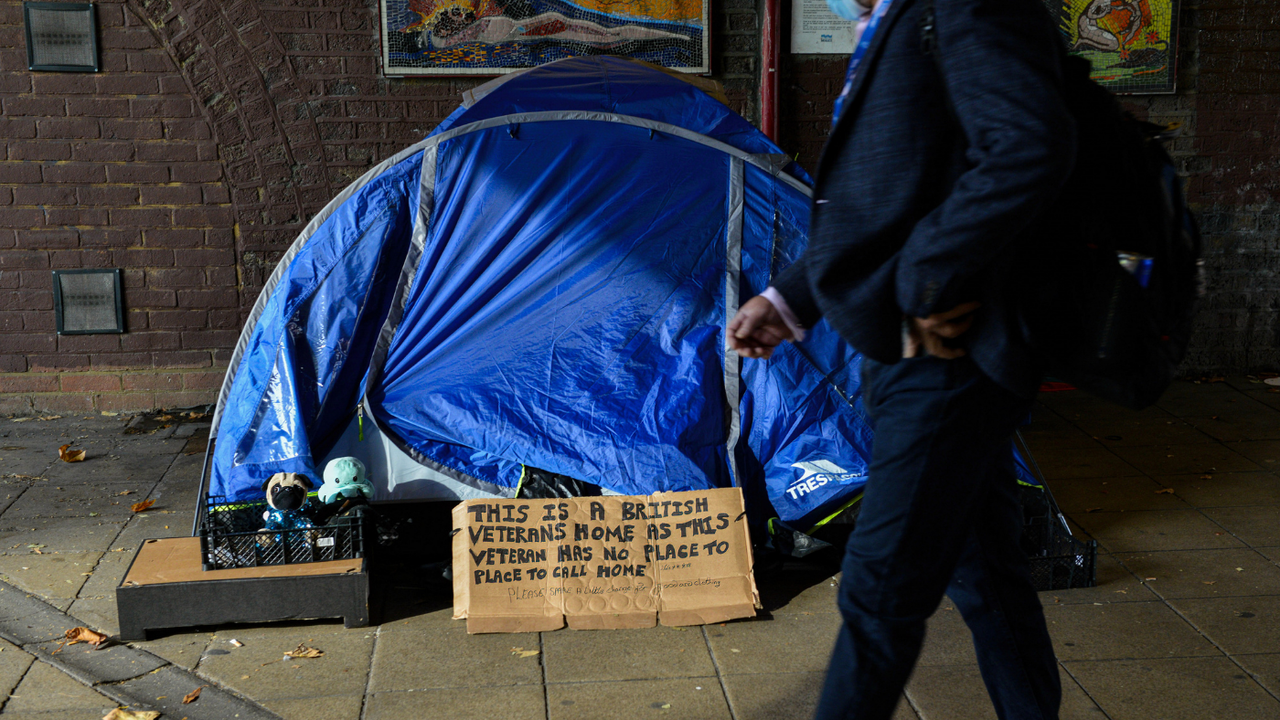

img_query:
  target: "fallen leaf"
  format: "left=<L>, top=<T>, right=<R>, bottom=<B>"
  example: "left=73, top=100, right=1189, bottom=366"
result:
left=241, top=675, right=250, bottom=680
left=1201, top=475, right=1213, bottom=480
left=1145, top=577, right=1157, bottom=581
left=38, top=415, right=62, bottom=420
left=182, top=686, right=204, bottom=704
left=130, top=499, right=156, bottom=513
left=65, top=627, right=108, bottom=646
left=510, top=647, right=540, bottom=658
left=58, top=444, right=86, bottom=463
left=1155, top=488, right=1175, bottom=494
left=1203, top=581, right=1217, bottom=585
left=283, top=643, right=323, bottom=659
left=103, top=709, right=162, bottom=720
left=117, top=490, right=134, bottom=496
left=1085, top=507, right=1102, bottom=513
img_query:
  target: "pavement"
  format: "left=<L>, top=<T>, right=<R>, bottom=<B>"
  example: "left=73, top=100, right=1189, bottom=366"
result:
left=0, top=378, right=1278, bottom=719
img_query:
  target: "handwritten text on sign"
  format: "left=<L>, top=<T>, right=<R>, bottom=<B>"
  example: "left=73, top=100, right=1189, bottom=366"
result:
left=452, top=488, right=758, bottom=633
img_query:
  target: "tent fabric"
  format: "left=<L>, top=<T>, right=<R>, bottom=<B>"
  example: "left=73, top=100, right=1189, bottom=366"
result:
left=209, top=56, right=868, bottom=530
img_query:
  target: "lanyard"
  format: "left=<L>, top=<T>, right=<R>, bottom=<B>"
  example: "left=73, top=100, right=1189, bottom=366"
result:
left=831, top=0, right=896, bottom=128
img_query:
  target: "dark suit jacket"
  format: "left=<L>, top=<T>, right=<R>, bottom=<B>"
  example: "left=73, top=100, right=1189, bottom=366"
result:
left=772, top=0, right=1076, bottom=399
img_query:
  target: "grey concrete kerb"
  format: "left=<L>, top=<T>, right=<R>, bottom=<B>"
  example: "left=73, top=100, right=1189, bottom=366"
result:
left=0, top=579, right=279, bottom=719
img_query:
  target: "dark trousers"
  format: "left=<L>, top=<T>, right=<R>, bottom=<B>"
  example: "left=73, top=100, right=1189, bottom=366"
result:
left=814, top=356, right=1060, bottom=720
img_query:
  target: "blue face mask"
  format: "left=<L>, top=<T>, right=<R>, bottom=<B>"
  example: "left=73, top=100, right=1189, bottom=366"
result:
left=826, top=0, right=864, bottom=21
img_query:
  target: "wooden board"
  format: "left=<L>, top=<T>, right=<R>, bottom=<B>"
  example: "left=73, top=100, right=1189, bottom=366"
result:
left=122, top=537, right=362, bottom=587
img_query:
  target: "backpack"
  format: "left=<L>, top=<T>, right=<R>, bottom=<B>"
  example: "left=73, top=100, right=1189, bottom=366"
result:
left=918, top=3, right=1201, bottom=409
left=1013, top=55, right=1202, bottom=410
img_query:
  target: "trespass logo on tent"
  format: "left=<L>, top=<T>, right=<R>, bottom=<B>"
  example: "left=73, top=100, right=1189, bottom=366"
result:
left=786, top=460, right=864, bottom=500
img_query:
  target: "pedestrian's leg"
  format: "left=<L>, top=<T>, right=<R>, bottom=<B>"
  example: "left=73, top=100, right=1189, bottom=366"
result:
left=814, top=357, right=1030, bottom=720
left=946, top=454, right=1061, bottom=720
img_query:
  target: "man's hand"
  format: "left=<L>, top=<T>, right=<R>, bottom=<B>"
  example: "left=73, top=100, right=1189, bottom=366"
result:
left=903, top=301, right=981, bottom=359
left=729, top=295, right=795, bottom=359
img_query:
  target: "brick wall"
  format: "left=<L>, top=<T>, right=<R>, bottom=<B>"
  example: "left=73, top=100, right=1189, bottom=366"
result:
left=776, top=0, right=1280, bottom=375
left=0, top=0, right=761, bottom=415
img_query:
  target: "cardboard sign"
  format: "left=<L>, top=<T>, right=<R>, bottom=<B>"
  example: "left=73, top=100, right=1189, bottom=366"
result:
left=452, top=488, right=759, bottom=633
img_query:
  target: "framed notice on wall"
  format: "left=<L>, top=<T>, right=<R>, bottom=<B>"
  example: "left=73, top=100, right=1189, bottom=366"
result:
left=790, top=0, right=856, bottom=54
left=380, top=0, right=710, bottom=75
left=1044, top=0, right=1180, bottom=94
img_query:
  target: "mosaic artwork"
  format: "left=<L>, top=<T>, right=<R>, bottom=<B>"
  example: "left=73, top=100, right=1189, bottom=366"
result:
left=380, top=0, right=709, bottom=75
left=1043, top=0, right=1179, bottom=93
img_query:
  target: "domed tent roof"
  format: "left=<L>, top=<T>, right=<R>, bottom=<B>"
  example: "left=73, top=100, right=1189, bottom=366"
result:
left=207, top=56, right=866, bottom=531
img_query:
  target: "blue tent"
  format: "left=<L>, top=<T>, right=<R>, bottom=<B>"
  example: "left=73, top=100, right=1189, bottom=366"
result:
left=207, top=57, right=877, bottom=532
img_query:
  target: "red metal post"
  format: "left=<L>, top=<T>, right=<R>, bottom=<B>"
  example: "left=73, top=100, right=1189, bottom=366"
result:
left=761, top=0, right=781, bottom=142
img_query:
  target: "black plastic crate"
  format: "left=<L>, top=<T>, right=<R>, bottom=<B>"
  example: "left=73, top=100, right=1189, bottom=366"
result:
left=200, top=496, right=366, bottom=571
left=1019, top=484, right=1098, bottom=591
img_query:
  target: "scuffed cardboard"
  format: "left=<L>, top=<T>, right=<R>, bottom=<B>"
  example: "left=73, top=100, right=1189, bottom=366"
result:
left=452, top=487, right=759, bottom=633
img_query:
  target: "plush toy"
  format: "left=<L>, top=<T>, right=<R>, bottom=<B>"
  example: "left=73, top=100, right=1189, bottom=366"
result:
left=260, top=472, right=317, bottom=536
left=319, top=457, right=374, bottom=505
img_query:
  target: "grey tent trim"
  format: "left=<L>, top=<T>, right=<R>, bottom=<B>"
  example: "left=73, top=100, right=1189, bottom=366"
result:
left=210, top=137, right=439, bottom=436
left=212, top=110, right=812, bottom=496
left=724, top=156, right=745, bottom=486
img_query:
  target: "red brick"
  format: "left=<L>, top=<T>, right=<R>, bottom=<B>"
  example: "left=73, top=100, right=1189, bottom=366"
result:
left=44, top=207, right=106, bottom=225
left=16, top=230, right=79, bottom=249
left=180, top=329, right=238, bottom=349
left=36, top=117, right=99, bottom=139
left=113, top=249, right=175, bottom=267
left=60, top=373, right=122, bottom=393
left=121, top=331, right=181, bottom=352
left=0, top=251, right=48, bottom=269
left=0, top=163, right=43, bottom=184
left=31, top=73, right=95, bottom=94
left=50, top=249, right=111, bottom=268
left=89, top=352, right=152, bottom=369
left=0, top=312, right=19, bottom=332
left=32, top=393, right=94, bottom=413
left=146, top=268, right=205, bottom=287
left=109, top=207, right=173, bottom=227
left=101, top=119, right=163, bottom=140
left=13, top=185, right=77, bottom=205
left=0, top=118, right=36, bottom=140
left=3, top=96, right=66, bottom=116
left=182, top=371, right=225, bottom=391
left=0, top=374, right=58, bottom=393
left=42, top=164, right=106, bottom=183
left=150, top=309, right=208, bottom=329
left=79, top=186, right=141, bottom=207
left=96, top=392, right=157, bottom=413
left=154, top=390, right=216, bottom=409
left=71, top=142, right=135, bottom=163
left=122, top=372, right=183, bottom=391
left=170, top=163, right=224, bottom=183
left=135, top=142, right=204, bottom=163
left=20, top=310, right=54, bottom=332
left=28, top=353, right=89, bottom=371
left=139, top=185, right=203, bottom=205
left=95, top=74, right=159, bottom=95
left=143, top=228, right=203, bottom=248
left=176, top=288, right=239, bottom=308
left=105, top=163, right=169, bottom=183
left=65, top=97, right=132, bottom=117
left=7, top=141, right=71, bottom=161
left=0, top=355, right=28, bottom=373
left=152, top=351, right=211, bottom=369
left=0, top=208, right=45, bottom=228
left=163, top=119, right=212, bottom=140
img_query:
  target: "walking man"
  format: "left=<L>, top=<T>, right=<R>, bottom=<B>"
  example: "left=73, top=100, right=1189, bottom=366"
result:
left=729, top=0, right=1076, bottom=717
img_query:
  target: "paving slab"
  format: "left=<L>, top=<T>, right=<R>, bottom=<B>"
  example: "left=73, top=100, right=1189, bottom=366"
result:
left=2, top=660, right=116, bottom=714
left=65, top=596, right=120, bottom=636
left=1200, top=505, right=1280, bottom=546
left=30, top=638, right=166, bottom=684
left=1108, top=443, right=1263, bottom=476
left=364, top=685, right=545, bottom=720
left=1038, top=551, right=1157, bottom=605
left=262, top=693, right=366, bottom=720
left=1063, top=656, right=1280, bottom=720
left=195, top=626, right=375, bottom=702
left=107, top=664, right=279, bottom=719
left=1, top=481, right=158, bottom=520
left=1168, top=595, right=1280, bottom=655
left=0, top=553, right=100, bottom=601
left=1024, top=447, right=1143, bottom=482
left=906, top=665, right=1105, bottom=720
left=1042, top=601, right=1219, bottom=661
left=41, top=449, right=177, bottom=485
left=0, top=636, right=35, bottom=699
left=705, top=613, right=841, bottom=675
left=1113, top=548, right=1280, bottom=598
left=0, top=517, right=126, bottom=556
left=1155, top=380, right=1254, bottom=416
left=721, top=671, right=825, bottom=720
left=369, top=625, right=543, bottom=691
left=1050, top=475, right=1193, bottom=513
left=755, top=565, right=840, bottom=615
left=1233, top=652, right=1280, bottom=697
left=542, top=625, right=716, bottom=683
left=1070, top=509, right=1243, bottom=553
left=1151, top=470, right=1280, bottom=508
left=547, top=677, right=731, bottom=720
left=132, top=632, right=211, bottom=671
